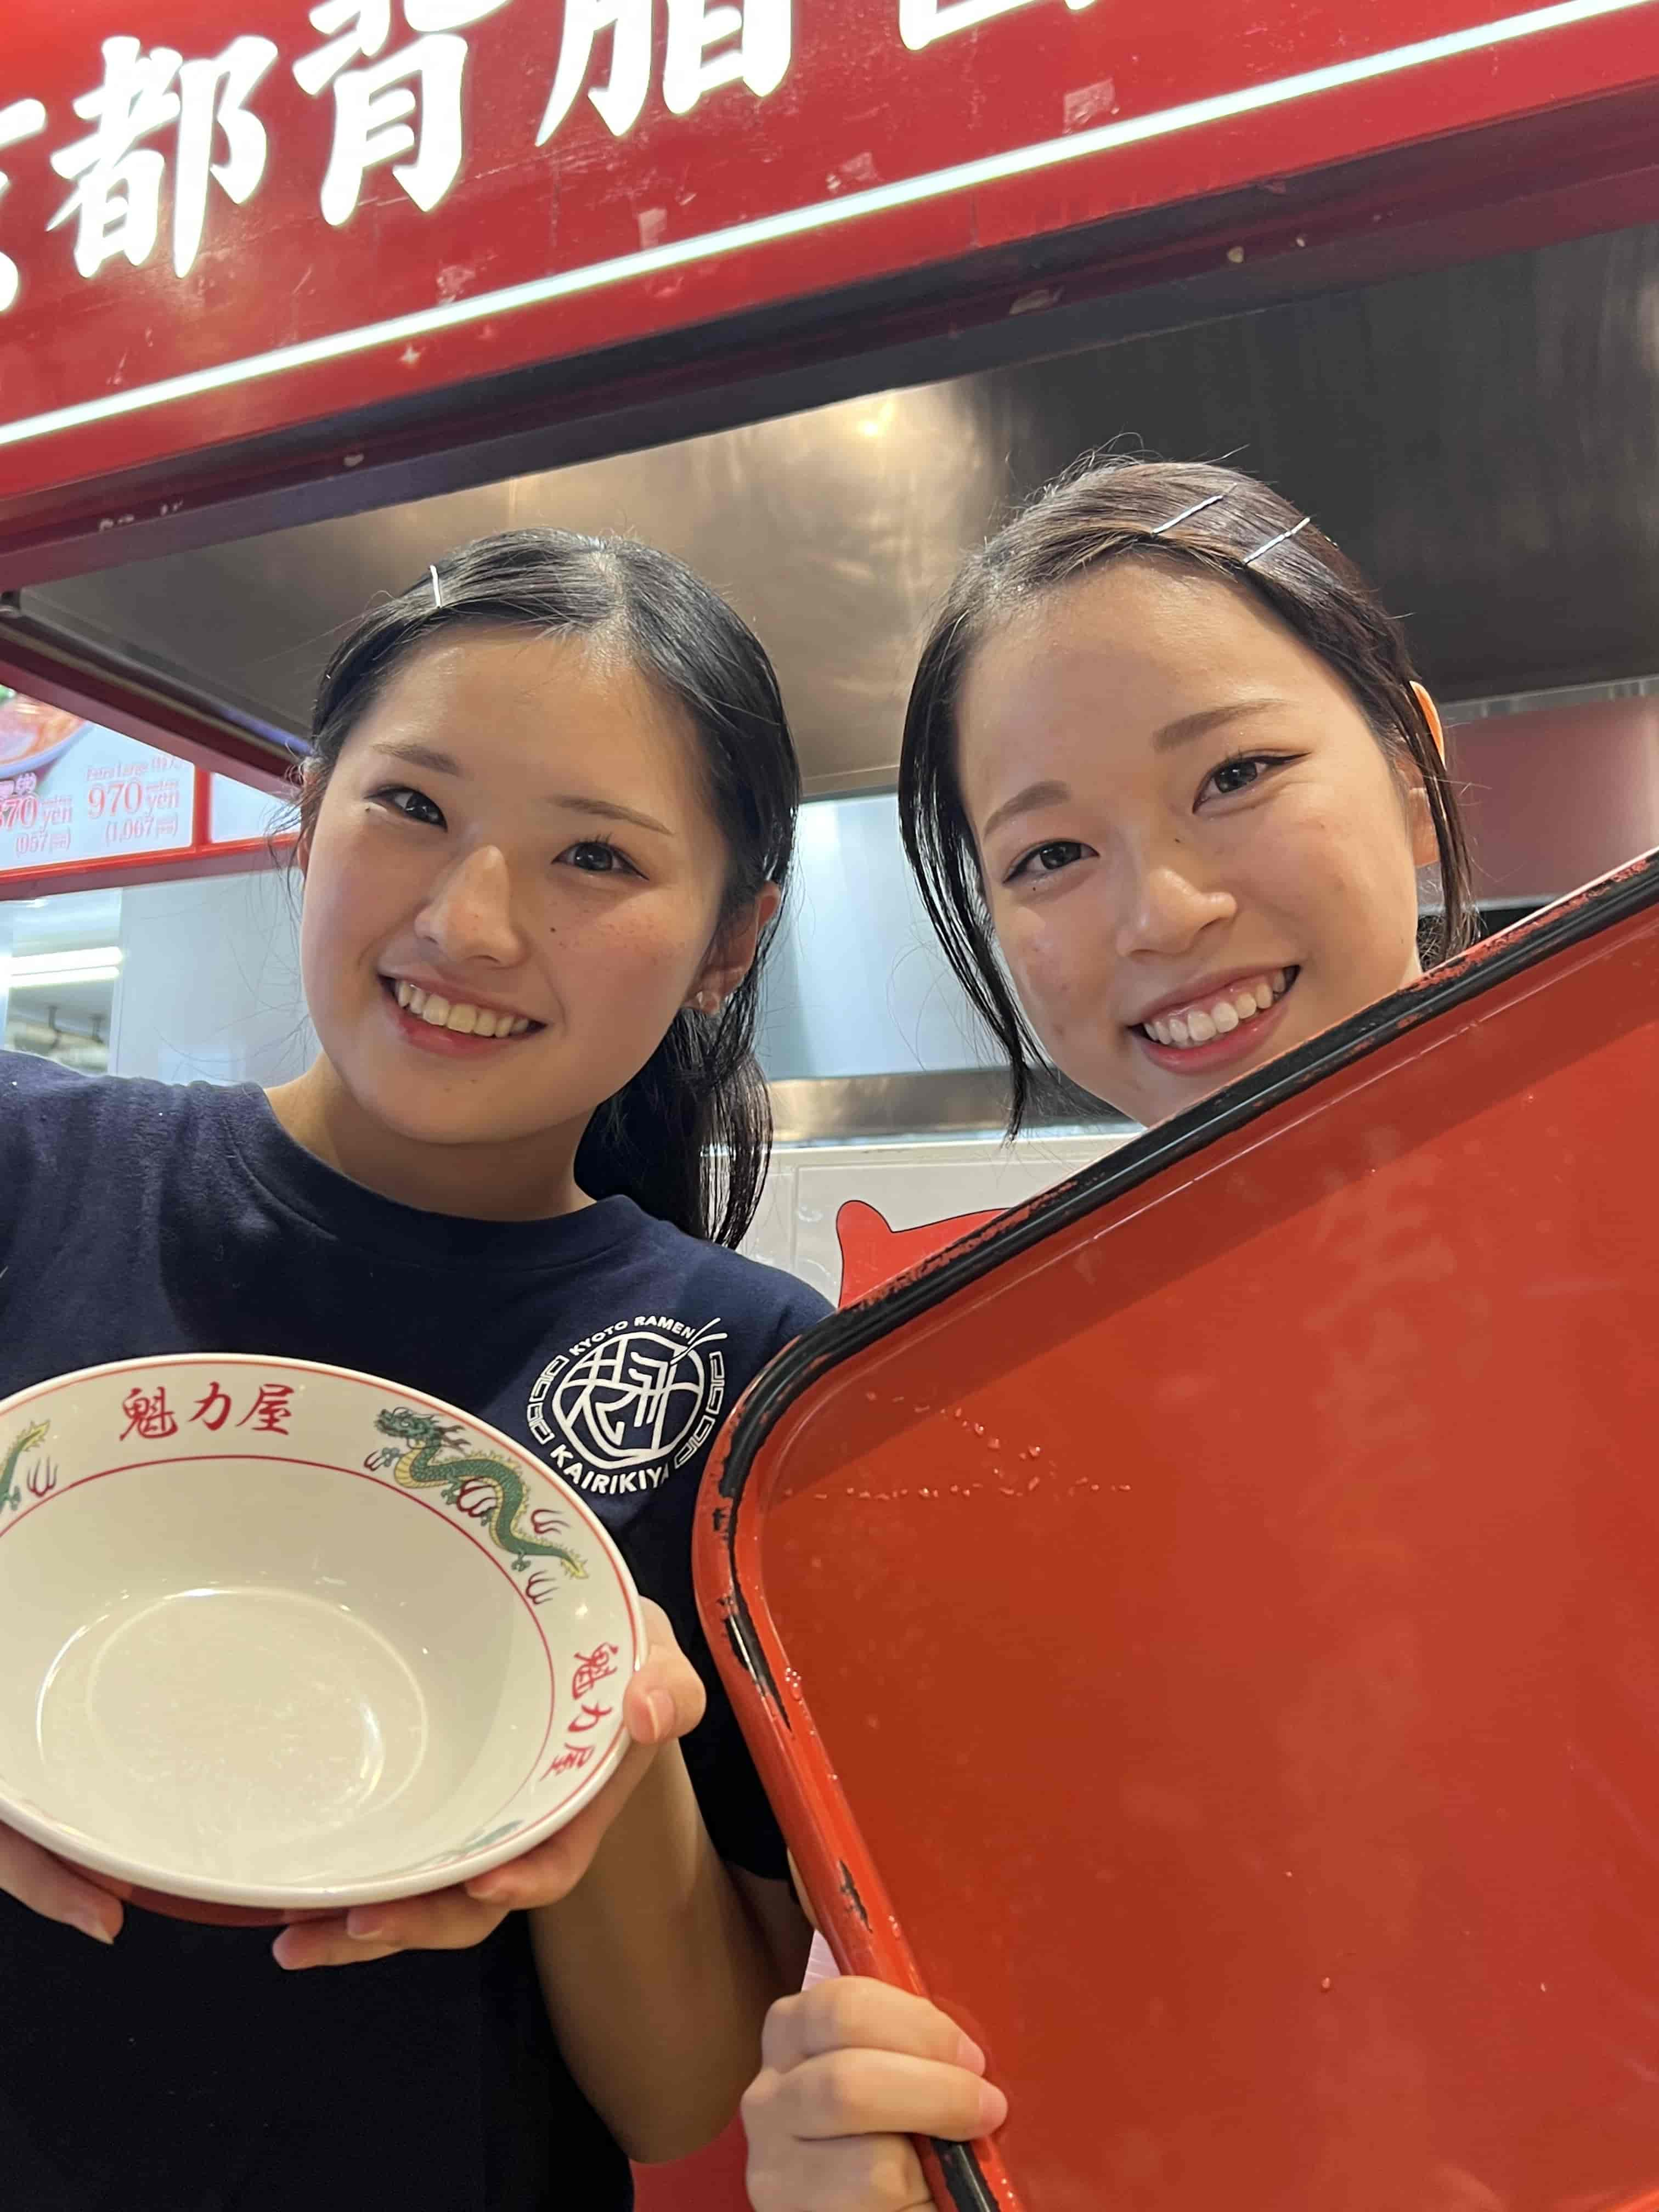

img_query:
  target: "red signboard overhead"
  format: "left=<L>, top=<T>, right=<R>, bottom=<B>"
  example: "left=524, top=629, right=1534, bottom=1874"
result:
left=2, top=0, right=1659, bottom=561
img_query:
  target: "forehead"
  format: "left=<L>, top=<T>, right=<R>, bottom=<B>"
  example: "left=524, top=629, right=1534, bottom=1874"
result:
left=956, top=561, right=1359, bottom=805
left=357, top=626, right=703, bottom=795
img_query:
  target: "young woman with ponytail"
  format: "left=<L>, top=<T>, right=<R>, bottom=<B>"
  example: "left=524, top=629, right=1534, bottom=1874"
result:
left=0, top=530, right=825, bottom=2211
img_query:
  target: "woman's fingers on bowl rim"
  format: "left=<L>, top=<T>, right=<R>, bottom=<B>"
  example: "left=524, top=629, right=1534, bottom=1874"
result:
left=273, top=1918, right=402, bottom=1971
left=464, top=1751, right=656, bottom=1906
left=626, top=1602, right=706, bottom=1745
left=0, top=1821, right=122, bottom=1944
left=343, top=1886, right=507, bottom=1950
left=273, top=1886, right=510, bottom=1967
left=465, top=1832, right=578, bottom=1906
left=764, top=1979, right=988, bottom=2077
left=623, top=1669, right=702, bottom=1748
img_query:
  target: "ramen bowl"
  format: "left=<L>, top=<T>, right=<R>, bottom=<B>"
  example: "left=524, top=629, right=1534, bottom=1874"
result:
left=0, top=694, right=87, bottom=780
left=0, top=1355, right=645, bottom=1924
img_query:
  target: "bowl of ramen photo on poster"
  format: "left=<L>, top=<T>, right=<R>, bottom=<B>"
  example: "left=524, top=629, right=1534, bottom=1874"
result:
left=0, top=691, right=87, bottom=782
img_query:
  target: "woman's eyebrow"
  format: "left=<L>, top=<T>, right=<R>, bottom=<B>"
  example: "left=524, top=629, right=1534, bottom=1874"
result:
left=979, top=778, right=1071, bottom=844
left=1153, top=697, right=1286, bottom=752
left=546, top=795, right=674, bottom=837
left=371, top=739, right=462, bottom=775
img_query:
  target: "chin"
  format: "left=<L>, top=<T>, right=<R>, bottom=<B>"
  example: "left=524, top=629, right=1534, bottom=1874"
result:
left=342, top=1059, right=524, bottom=1148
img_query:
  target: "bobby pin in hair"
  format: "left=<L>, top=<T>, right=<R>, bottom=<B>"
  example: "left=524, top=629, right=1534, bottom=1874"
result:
left=1242, top=515, right=1311, bottom=567
left=428, top=563, right=444, bottom=608
left=1148, top=492, right=1230, bottom=536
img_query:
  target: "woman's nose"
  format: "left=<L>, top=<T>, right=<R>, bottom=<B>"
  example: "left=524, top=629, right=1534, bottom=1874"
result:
left=413, top=844, right=525, bottom=965
left=1113, top=857, right=1236, bottom=960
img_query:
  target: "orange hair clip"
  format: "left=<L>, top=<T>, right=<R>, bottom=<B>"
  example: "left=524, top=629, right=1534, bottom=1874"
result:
left=1411, top=681, right=1446, bottom=763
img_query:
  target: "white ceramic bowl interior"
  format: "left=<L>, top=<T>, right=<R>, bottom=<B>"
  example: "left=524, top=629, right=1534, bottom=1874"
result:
left=0, top=1356, right=645, bottom=1910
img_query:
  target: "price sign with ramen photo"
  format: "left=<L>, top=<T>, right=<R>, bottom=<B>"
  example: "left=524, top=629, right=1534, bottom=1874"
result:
left=0, top=692, right=196, bottom=878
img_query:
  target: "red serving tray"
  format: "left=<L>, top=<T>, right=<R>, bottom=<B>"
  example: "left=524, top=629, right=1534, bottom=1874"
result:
left=697, top=850, right=1659, bottom=2212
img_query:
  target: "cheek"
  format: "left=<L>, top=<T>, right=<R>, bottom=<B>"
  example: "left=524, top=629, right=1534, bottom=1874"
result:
left=296, top=832, right=349, bottom=984
left=299, top=823, right=380, bottom=969
left=297, top=818, right=425, bottom=1029
left=996, top=900, right=1099, bottom=1042
left=1264, top=797, right=1419, bottom=983
left=564, top=894, right=704, bottom=1009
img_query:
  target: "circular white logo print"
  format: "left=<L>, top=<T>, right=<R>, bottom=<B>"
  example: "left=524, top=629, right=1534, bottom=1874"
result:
left=528, top=1318, right=727, bottom=1473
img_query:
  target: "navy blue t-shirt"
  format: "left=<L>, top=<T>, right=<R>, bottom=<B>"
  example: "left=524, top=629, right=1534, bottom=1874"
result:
left=0, top=1052, right=828, bottom=2212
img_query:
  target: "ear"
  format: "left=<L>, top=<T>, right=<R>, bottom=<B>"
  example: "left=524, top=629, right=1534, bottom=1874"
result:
left=295, top=769, right=321, bottom=879
left=687, top=882, right=783, bottom=1013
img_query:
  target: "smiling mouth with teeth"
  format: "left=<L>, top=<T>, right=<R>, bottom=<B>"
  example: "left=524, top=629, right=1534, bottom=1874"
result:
left=388, top=979, right=537, bottom=1039
left=1137, top=967, right=1297, bottom=1050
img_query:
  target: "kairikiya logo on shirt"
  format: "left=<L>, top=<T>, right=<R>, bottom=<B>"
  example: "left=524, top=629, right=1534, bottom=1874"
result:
left=527, top=1316, right=727, bottom=1497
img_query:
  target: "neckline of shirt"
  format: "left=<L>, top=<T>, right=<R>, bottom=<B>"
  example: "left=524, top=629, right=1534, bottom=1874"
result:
left=210, top=1080, right=656, bottom=1273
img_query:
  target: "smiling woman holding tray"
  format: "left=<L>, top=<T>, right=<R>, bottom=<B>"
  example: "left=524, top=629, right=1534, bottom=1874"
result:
left=0, top=531, right=828, bottom=2212
left=741, top=455, right=1478, bottom=2210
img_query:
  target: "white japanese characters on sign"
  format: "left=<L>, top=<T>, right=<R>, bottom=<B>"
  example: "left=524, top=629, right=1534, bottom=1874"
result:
left=294, top=0, right=512, bottom=227
left=174, top=38, right=281, bottom=275
left=0, top=0, right=1101, bottom=310
left=539, top=0, right=793, bottom=145
left=538, top=2, right=653, bottom=141
left=49, top=38, right=182, bottom=278
left=899, top=0, right=1096, bottom=49
left=663, top=0, right=792, bottom=117
left=48, top=35, right=278, bottom=280
left=0, top=98, right=47, bottom=311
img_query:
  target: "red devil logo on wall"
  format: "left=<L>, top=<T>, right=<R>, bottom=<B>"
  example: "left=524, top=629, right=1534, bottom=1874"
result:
left=832, top=1199, right=1002, bottom=1308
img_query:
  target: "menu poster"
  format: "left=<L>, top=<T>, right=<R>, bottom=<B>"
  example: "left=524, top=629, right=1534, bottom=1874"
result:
left=0, top=695, right=196, bottom=876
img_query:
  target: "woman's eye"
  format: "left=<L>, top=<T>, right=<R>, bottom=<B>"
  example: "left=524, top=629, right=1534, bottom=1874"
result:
left=560, top=838, right=637, bottom=877
left=374, top=785, right=444, bottom=827
left=1200, top=753, right=1289, bottom=803
left=1007, top=839, right=1088, bottom=883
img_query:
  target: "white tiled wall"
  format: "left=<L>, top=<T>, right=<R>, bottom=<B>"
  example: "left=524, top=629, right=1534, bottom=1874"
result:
left=110, top=869, right=317, bottom=1086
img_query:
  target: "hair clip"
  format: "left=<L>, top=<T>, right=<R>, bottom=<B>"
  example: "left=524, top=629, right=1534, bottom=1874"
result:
left=428, top=563, right=444, bottom=608
left=1148, top=492, right=1230, bottom=537
left=1242, top=515, right=1311, bottom=567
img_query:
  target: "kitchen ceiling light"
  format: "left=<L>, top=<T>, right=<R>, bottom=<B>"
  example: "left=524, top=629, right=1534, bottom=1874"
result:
left=5, top=946, right=123, bottom=990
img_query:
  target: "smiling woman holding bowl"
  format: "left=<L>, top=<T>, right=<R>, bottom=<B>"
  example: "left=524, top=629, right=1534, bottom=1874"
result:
left=0, top=531, right=828, bottom=2212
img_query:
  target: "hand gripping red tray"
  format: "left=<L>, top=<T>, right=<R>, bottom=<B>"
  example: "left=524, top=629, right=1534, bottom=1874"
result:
left=696, top=848, right=1659, bottom=2212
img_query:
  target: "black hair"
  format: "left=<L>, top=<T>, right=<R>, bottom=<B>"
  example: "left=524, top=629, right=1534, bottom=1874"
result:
left=899, top=456, right=1475, bottom=1131
left=301, top=529, right=799, bottom=1246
